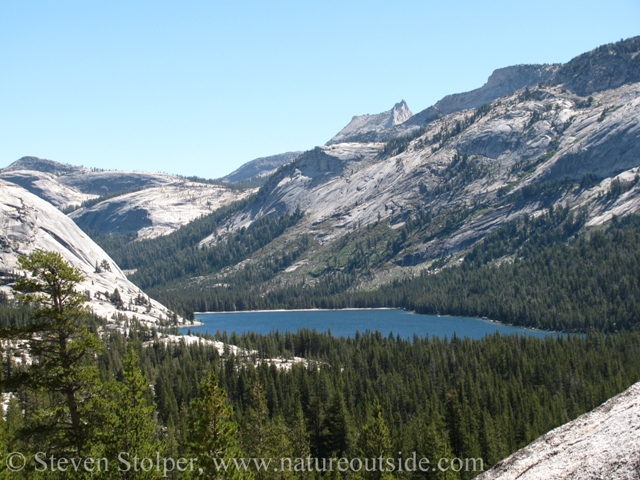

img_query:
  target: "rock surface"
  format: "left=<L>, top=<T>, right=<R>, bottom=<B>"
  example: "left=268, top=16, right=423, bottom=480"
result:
left=1, top=157, right=256, bottom=238
left=403, top=64, right=558, bottom=131
left=0, top=179, right=179, bottom=326
left=70, top=181, right=256, bottom=238
left=0, top=170, right=97, bottom=209
left=221, top=151, right=303, bottom=184
left=1, top=157, right=177, bottom=198
left=476, top=381, right=640, bottom=480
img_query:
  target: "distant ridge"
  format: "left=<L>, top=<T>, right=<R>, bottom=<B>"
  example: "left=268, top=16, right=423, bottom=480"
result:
left=1, top=156, right=85, bottom=175
left=220, top=151, right=303, bottom=185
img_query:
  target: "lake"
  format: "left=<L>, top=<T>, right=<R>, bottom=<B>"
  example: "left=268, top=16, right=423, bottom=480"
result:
left=183, top=309, right=561, bottom=340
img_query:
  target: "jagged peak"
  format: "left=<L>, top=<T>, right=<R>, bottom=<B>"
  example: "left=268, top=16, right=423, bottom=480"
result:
left=389, top=100, right=413, bottom=127
left=327, top=100, right=413, bottom=145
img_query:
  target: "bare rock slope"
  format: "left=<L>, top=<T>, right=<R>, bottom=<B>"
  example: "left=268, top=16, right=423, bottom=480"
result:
left=1, top=157, right=177, bottom=199
left=0, top=179, right=179, bottom=326
left=476, top=381, right=640, bottom=479
left=69, top=182, right=255, bottom=238
left=0, top=170, right=98, bottom=209
left=1, top=157, right=256, bottom=238
left=221, top=151, right=303, bottom=184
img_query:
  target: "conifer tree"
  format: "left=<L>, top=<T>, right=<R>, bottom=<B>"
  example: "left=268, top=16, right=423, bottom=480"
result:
left=99, top=342, right=163, bottom=479
left=242, top=378, right=295, bottom=480
left=288, top=400, right=313, bottom=479
left=356, top=398, right=393, bottom=480
left=320, top=390, right=350, bottom=458
left=187, top=370, right=247, bottom=479
left=0, top=251, right=103, bottom=457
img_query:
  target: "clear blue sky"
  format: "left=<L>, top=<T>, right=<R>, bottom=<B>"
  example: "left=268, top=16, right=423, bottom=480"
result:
left=1, top=1, right=638, bottom=178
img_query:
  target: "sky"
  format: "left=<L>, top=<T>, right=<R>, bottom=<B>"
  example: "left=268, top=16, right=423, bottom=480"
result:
left=1, top=1, right=638, bottom=179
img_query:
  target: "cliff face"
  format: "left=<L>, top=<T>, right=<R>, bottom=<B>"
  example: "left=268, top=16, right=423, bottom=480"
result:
left=476, top=381, right=640, bottom=480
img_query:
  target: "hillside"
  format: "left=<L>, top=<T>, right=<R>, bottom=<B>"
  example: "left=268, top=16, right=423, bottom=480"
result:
left=0, top=179, right=180, bottom=326
left=69, top=182, right=256, bottom=238
left=220, top=151, right=304, bottom=185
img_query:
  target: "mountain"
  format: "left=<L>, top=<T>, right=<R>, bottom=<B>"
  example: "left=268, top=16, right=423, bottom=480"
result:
left=326, top=100, right=413, bottom=144
left=92, top=36, right=639, bottom=315
left=0, top=156, right=183, bottom=215
left=325, top=65, right=558, bottom=145
left=0, top=179, right=180, bottom=326
left=1, top=156, right=256, bottom=238
left=220, top=71, right=640, bottom=261
left=220, top=151, right=304, bottom=185
left=69, top=181, right=255, bottom=238
left=477, top=381, right=640, bottom=479
left=337, top=37, right=640, bottom=145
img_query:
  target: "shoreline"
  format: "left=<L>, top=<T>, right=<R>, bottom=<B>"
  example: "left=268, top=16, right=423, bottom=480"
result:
left=193, top=307, right=399, bottom=315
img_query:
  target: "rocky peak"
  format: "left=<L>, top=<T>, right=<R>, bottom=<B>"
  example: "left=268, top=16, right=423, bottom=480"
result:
left=326, top=101, right=413, bottom=145
left=388, top=100, right=413, bottom=127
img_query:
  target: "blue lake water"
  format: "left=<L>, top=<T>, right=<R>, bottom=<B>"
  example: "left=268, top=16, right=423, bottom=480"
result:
left=183, top=309, right=561, bottom=340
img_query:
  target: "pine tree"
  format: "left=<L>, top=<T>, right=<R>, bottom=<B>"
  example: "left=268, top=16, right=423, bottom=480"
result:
left=99, top=342, right=163, bottom=479
left=0, top=251, right=104, bottom=457
left=187, top=370, right=247, bottom=479
left=320, top=390, right=350, bottom=458
left=288, top=400, right=313, bottom=479
left=242, top=378, right=295, bottom=480
left=356, top=398, right=393, bottom=480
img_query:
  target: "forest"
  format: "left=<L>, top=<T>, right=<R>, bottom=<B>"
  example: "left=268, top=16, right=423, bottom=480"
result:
left=3, top=304, right=640, bottom=477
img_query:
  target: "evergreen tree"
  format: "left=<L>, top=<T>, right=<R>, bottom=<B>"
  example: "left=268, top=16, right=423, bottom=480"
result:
left=356, top=398, right=393, bottom=480
left=0, top=251, right=103, bottom=457
left=187, top=370, right=247, bottom=479
left=99, top=342, right=163, bottom=479
left=320, top=391, right=350, bottom=458
left=288, top=400, right=313, bottom=479
left=242, top=377, right=295, bottom=480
